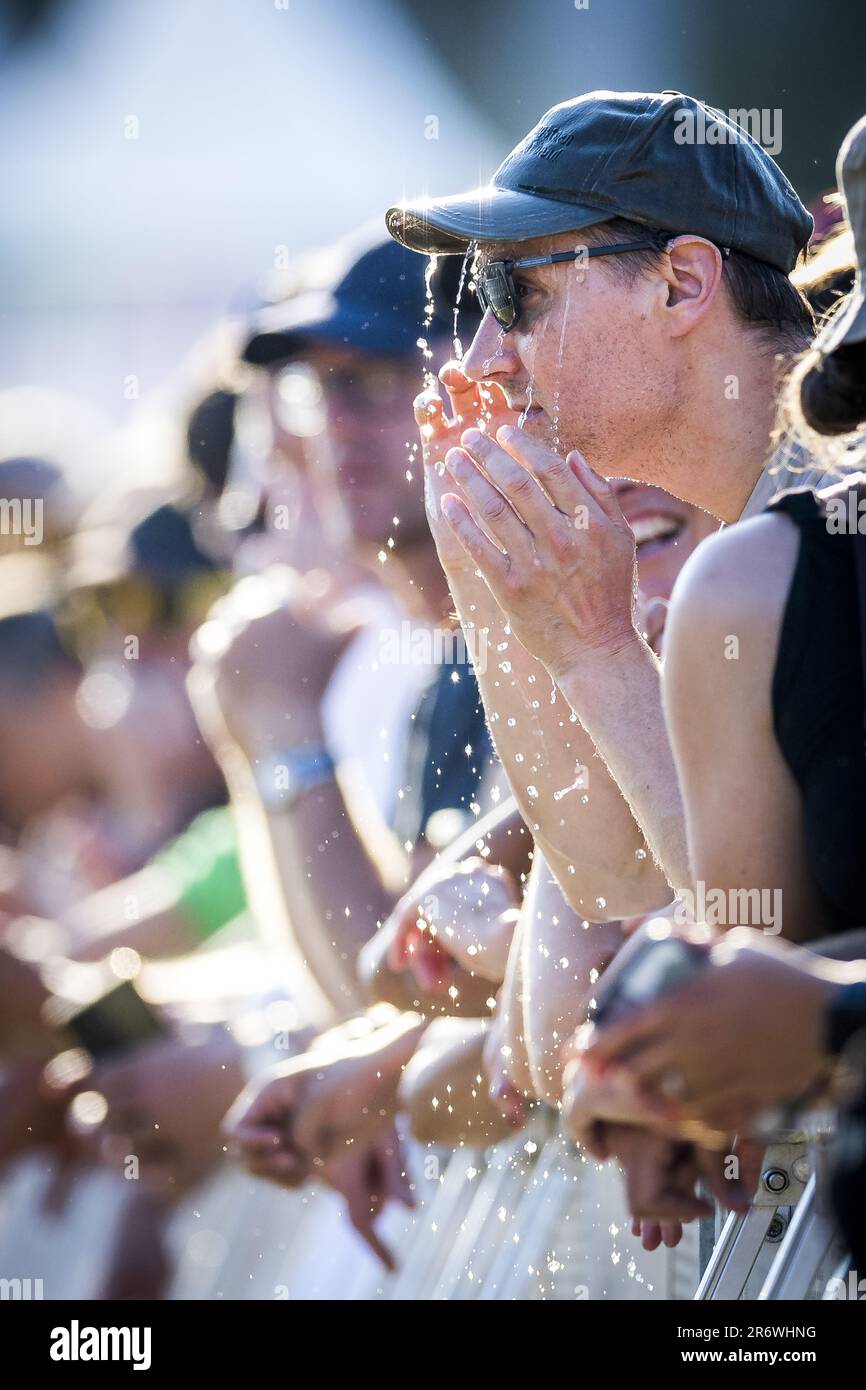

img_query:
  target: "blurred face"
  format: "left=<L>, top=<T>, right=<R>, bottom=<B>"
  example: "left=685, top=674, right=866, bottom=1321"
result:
left=307, top=346, right=431, bottom=550
left=462, top=232, right=681, bottom=482
left=616, top=482, right=719, bottom=600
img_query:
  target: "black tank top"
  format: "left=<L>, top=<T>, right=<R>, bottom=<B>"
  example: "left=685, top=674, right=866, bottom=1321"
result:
left=769, top=487, right=866, bottom=930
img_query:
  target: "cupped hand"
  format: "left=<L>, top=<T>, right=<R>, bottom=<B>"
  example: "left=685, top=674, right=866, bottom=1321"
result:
left=576, top=928, right=837, bottom=1135
left=414, top=362, right=516, bottom=572
left=224, top=1020, right=420, bottom=1185
left=386, top=856, right=519, bottom=991
left=440, top=426, right=639, bottom=680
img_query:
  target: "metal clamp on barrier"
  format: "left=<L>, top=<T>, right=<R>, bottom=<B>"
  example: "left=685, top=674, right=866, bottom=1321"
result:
left=696, top=1133, right=810, bottom=1300
left=759, top=1130, right=850, bottom=1300
left=697, top=1125, right=851, bottom=1301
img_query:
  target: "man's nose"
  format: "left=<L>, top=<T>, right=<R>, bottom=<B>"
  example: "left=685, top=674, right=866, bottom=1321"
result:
left=462, top=310, right=522, bottom=384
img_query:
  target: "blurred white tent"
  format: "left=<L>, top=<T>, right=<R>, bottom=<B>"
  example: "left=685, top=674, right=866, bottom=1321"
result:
left=0, top=0, right=501, bottom=415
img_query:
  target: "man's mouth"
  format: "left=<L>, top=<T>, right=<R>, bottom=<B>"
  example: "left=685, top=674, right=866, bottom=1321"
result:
left=510, top=401, right=544, bottom=426
left=629, top=513, right=685, bottom=555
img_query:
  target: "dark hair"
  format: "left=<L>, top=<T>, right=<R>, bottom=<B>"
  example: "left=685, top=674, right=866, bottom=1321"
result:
left=0, top=610, right=79, bottom=701
left=799, top=340, right=866, bottom=436
left=584, top=216, right=814, bottom=352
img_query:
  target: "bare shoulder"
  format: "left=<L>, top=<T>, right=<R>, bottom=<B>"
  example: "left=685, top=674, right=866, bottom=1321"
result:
left=662, top=510, right=803, bottom=730
left=666, top=510, right=801, bottom=649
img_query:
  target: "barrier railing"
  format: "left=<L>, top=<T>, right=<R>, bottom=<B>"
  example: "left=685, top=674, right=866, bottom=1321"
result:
left=0, top=1111, right=848, bottom=1302
left=696, top=1123, right=851, bottom=1302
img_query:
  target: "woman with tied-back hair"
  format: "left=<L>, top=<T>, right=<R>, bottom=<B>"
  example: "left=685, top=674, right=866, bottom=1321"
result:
left=576, top=119, right=866, bottom=1201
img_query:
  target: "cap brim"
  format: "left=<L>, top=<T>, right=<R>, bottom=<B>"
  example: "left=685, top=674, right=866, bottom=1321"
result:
left=386, top=184, right=610, bottom=255
left=242, top=288, right=427, bottom=366
left=243, top=290, right=337, bottom=365
left=814, top=284, right=866, bottom=357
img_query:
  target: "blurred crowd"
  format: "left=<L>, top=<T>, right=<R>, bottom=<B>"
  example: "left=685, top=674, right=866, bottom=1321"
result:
left=2, top=89, right=866, bottom=1299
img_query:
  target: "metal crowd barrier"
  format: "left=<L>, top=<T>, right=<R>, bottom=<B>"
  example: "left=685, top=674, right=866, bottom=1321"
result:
left=129, top=1113, right=856, bottom=1301
left=696, top=1125, right=851, bottom=1302
left=0, top=934, right=853, bottom=1299
left=164, top=1106, right=701, bottom=1301
left=0, top=1156, right=130, bottom=1300
left=0, top=1105, right=849, bottom=1302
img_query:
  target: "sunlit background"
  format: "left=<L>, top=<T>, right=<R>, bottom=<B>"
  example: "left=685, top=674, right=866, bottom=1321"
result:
left=0, top=0, right=863, bottom=1306
left=0, top=0, right=863, bottom=460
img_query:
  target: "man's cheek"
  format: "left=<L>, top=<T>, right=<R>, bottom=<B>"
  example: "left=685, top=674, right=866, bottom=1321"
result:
left=514, top=322, right=544, bottom=374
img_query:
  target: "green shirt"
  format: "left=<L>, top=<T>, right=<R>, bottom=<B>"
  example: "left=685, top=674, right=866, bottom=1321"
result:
left=152, top=806, right=246, bottom=941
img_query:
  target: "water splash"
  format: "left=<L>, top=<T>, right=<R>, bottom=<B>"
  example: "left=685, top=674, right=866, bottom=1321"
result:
left=517, top=372, right=535, bottom=430
left=553, top=764, right=589, bottom=802
left=452, top=247, right=472, bottom=361
left=549, top=275, right=574, bottom=450
left=556, top=274, right=574, bottom=371
left=423, top=254, right=439, bottom=333
left=482, top=327, right=506, bottom=376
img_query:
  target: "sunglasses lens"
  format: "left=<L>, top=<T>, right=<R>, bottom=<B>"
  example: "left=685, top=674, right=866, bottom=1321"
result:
left=478, top=264, right=516, bottom=331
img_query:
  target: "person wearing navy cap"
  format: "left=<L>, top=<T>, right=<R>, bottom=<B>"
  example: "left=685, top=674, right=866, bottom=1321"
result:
left=381, top=89, right=822, bottom=919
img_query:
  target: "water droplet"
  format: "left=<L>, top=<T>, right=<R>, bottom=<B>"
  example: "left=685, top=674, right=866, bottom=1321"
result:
left=518, top=372, right=536, bottom=430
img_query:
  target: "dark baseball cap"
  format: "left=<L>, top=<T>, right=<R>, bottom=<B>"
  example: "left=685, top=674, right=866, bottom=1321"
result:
left=68, top=503, right=218, bottom=592
left=387, top=90, right=812, bottom=274
left=242, top=227, right=479, bottom=367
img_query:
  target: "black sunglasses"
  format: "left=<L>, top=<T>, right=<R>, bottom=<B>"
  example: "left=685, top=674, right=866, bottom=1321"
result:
left=474, top=235, right=674, bottom=332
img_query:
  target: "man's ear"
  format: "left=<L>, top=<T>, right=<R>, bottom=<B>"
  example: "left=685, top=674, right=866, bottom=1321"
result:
left=657, top=236, right=725, bottom=338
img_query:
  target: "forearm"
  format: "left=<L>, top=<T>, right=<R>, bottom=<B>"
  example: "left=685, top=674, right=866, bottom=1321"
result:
left=488, top=905, right=533, bottom=1095
left=399, top=1019, right=517, bottom=1147
left=556, top=632, right=691, bottom=894
left=262, top=782, right=400, bottom=1011
left=358, top=799, right=528, bottom=1011
left=392, top=794, right=532, bottom=913
left=444, top=559, right=669, bottom=916
left=220, top=739, right=400, bottom=1014
left=429, top=795, right=531, bottom=880
left=334, top=1009, right=428, bottom=1118
left=521, top=853, right=625, bottom=1105
left=358, top=922, right=498, bottom=1015
left=63, top=867, right=199, bottom=962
